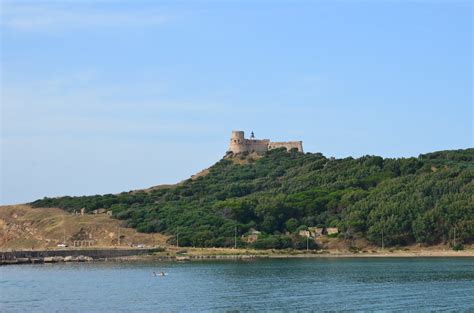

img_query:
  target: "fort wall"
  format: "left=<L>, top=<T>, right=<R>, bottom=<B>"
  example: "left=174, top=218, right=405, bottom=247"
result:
left=268, top=141, right=304, bottom=153
left=228, top=131, right=303, bottom=154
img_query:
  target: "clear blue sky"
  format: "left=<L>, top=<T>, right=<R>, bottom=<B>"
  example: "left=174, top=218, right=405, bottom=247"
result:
left=1, top=0, right=472, bottom=205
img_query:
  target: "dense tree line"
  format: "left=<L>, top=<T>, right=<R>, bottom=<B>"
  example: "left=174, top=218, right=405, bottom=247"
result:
left=32, top=148, right=474, bottom=249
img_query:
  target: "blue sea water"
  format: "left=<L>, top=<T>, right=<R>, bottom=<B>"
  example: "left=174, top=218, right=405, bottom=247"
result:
left=1, top=258, right=473, bottom=312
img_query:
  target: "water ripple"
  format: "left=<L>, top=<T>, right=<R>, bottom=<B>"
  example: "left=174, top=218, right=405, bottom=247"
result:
left=0, top=258, right=473, bottom=312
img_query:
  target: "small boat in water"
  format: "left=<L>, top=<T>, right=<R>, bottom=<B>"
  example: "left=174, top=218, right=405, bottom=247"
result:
left=152, top=271, right=167, bottom=277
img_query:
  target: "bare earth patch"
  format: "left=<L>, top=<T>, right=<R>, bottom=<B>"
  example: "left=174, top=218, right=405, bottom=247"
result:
left=0, top=205, right=168, bottom=250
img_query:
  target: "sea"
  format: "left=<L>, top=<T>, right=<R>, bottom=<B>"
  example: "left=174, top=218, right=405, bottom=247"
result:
left=1, top=257, right=473, bottom=312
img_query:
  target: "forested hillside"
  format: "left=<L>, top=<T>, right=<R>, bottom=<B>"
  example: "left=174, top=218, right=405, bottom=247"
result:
left=32, top=148, right=474, bottom=249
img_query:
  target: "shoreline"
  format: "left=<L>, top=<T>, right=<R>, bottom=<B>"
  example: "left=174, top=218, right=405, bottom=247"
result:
left=2, top=247, right=473, bottom=265
left=150, top=249, right=474, bottom=261
left=166, top=246, right=474, bottom=258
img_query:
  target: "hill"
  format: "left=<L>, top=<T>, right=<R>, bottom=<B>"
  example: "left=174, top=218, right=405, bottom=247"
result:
left=31, top=148, right=474, bottom=249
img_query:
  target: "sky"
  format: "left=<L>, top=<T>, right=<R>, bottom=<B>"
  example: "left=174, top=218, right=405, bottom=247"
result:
left=1, top=0, right=472, bottom=205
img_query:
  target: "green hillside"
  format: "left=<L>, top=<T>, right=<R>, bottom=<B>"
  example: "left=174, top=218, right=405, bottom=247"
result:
left=32, top=148, right=474, bottom=249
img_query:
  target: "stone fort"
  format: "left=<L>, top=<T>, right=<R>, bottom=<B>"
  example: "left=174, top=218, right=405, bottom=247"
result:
left=228, top=131, right=303, bottom=154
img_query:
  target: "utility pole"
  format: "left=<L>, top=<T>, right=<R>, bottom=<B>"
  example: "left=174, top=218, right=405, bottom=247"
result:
left=234, top=225, right=237, bottom=249
left=381, top=226, right=384, bottom=251
left=117, top=227, right=121, bottom=246
left=176, top=227, right=179, bottom=248
left=453, top=227, right=456, bottom=247
left=63, top=214, right=66, bottom=245
left=306, top=236, right=309, bottom=251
